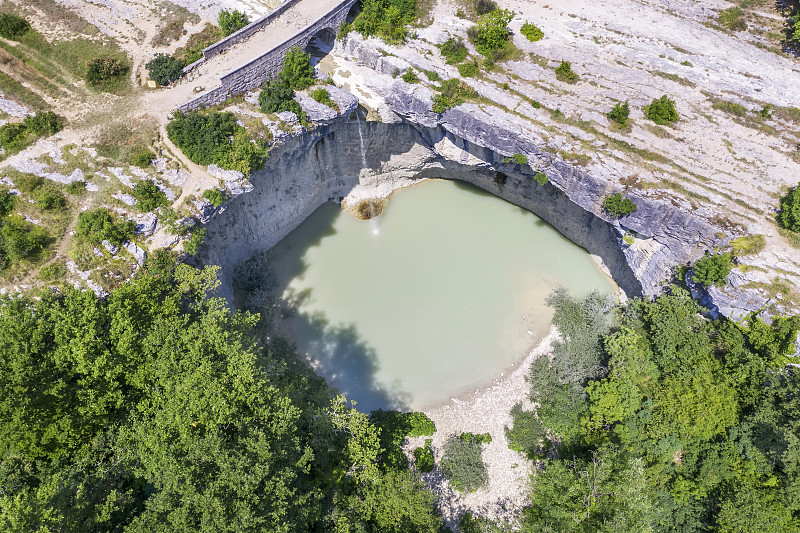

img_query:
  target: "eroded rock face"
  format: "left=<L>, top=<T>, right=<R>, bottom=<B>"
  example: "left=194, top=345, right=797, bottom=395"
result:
left=193, top=116, right=720, bottom=306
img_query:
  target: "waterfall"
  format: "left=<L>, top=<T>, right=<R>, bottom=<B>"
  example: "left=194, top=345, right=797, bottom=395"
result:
left=355, top=111, right=367, bottom=168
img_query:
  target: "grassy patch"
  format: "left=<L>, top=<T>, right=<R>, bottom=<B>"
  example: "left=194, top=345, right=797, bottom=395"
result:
left=712, top=100, right=748, bottom=117
left=718, top=7, right=747, bottom=31
left=173, top=23, right=224, bottom=64
left=653, top=70, right=696, bottom=87
left=731, top=234, right=766, bottom=256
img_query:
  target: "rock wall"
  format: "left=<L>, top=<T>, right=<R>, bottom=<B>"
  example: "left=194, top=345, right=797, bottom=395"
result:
left=195, top=119, right=660, bottom=302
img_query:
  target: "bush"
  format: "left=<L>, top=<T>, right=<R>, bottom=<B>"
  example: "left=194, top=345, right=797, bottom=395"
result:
left=24, top=112, right=64, bottom=136
left=66, top=181, right=86, bottom=195
left=133, top=150, right=154, bottom=168
left=520, top=22, right=544, bottom=42
left=218, top=9, right=249, bottom=36
left=461, top=432, right=492, bottom=444
left=712, top=100, right=747, bottom=117
left=506, top=404, right=546, bottom=458
left=503, top=153, right=528, bottom=165
left=607, top=101, right=630, bottom=126
left=0, top=189, right=15, bottom=217
left=439, top=38, right=468, bottom=64
left=719, top=7, right=746, bottom=31
left=146, top=53, right=184, bottom=86
left=458, top=62, right=479, bottom=77
left=401, top=69, right=420, bottom=83
left=644, top=95, right=678, bottom=125
left=352, top=0, right=416, bottom=43
left=280, top=46, right=315, bottom=90
left=475, top=0, right=498, bottom=15
left=778, top=184, right=800, bottom=232
left=555, top=60, right=577, bottom=83
left=183, top=228, right=205, bottom=255
left=0, top=123, right=28, bottom=152
left=413, top=439, right=435, bottom=472
left=0, top=112, right=65, bottom=155
left=202, top=188, right=227, bottom=208
left=311, top=88, right=338, bottom=111
left=692, top=252, right=733, bottom=287
left=370, top=410, right=436, bottom=471
left=76, top=208, right=135, bottom=245
left=132, top=179, right=169, bottom=212
left=432, top=78, right=478, bottom=113
left=85, top=56, right=130, bottom=88
left=533, top=171, right=548, bottom=185
left=0, top=215, right=50, bottom=262
left=440, top=434, right=488, bottom=492
left=602, top=193, right=637, bottom=217
left=424, top=70, right=440, bottom=81
left=472, top=9, right=513, bottom=59
left=34, top=187, right=66, bottom=210
left=0, top=12, right=31, bottom=40
left=38, top=261, right=67, bottom=282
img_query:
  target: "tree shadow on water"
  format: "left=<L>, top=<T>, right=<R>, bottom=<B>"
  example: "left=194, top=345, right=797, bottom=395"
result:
left=280, top=297, right=411, bottom=413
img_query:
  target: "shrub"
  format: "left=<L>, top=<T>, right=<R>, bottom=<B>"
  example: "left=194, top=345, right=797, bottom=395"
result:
left=607, top=101, right=630, bottom=126
left=432, top=78, right=478, bottom=113
left=146, top=53, right=184, bottom=86
left=692, top=252, right=733, bottom=287
left=370, top=410, right=436, bottom=470
left=280, top=46, right=315, bottom=90
left=352, top=0, right=415, bottom=43
left=472, top=9, right=513, bottom=59
left=413, top=439, right=435, bottom=472
left=460, top=432, right=492, bottom=445
left=533, top=172, right=548, bottom=185
left=439, top=38, right=468, bottom=64
left=506, top=404, right=546, bottom=458
left=66, top=181, right=86, bottom=195
left=38, top=261, right=67, bottom=282
left=644, top=95, right=679, bottom=125
left=311, top=88, right=338, bottom=111
left=503, top=153, right=528, bottom=165
left=167, top=110, right=238, bottom=164
left=401, top=69, right=419, bottom=83
left=0, top=123, right=28, bottom=152
left=336, top=21, right=352, bottom=41
left=778, top=184, right=800, bottom=233
left=0, top=215, right=50, bottom=262
left=520, top=22, right=544, bottom=42
left=712, top=100, right=747, bottom=117
left=133, top=150, right=154, bottom=168
left=424, top=70, right=440, bottom=81
left=76, top=208, right=135, bottom=245
left=218, top=9, right=249, bottom=36
left=475, top=0, right=498, bottom=15
left=0, top=113, right=65, bottom=155
left=183, top=228, right=205, bottom=255
left=202, top=188, right=227, bottom=208
left=34, top=187, right=66, bottom=210
left=602, top=193, right=637, bottom=217
left=132, top=179, right=168, bottom=212
left=24, top=112, right=64, bottom=136
left=555, top=60, right=577, bottom=83
left=0, top=12, right=31, bottom=40
left=440, top=434, right=488, bottom=492
left=0, top=189, right=15, bottom=216
left=718, top=7, right=746, bottom=31
left=458, top=62, right=479, bottom=77
left=86, top=56, right=130, bottom=87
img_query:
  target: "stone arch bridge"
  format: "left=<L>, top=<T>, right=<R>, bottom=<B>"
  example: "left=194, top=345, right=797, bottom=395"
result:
left=177, top=0, right=358, bottom=112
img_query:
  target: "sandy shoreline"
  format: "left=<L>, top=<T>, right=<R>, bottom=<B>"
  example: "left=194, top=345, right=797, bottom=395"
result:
left=404, top=327, right=558, bottom=529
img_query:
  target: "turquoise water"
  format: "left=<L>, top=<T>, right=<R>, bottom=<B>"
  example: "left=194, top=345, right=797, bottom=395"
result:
left=268, top=179, right=616, bottom=411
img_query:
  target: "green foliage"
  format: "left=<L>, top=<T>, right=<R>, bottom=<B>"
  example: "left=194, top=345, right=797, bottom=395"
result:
left=506, top=404, right=546, bottom=458
left=607, top=100, right=630, bottom=126
left=413, top=439, right=435, bottom=472
left=439, top=37, right=468, bottom=64
left=471, top=9, right=513, bottom=59
left=692, top=251, right=733, bottom=287
left=644, top=94, right=679, bottom=125
left=0, top=112, right=65, bottom=157
left=0, top=12, right=30, bottom=40
left=503, top=153, right=528, bottom=165
left=33, top=185, right=65, bottom=210
left=431, top=78, right=478, bottom=113
left=0, top=189, right=14, bottom=217
left=66, top=180, right=86, bottom=195
left=0, top=215, right=50, bottom=262
left=713, top=100, right=748, bottom=117
left=166, top=110, right=268, bottom=175
left=520, top=22, right=544, bottom=42
left=459, top=512, right=512, bottom=533
left=424, top=69, right=440, bottom=81
left=458, top=61, right=479, bottom=77
left=37, top=261, right=67, bottom=282
left=719, top=7, right=747, bottom=31
left=0, top=259, right=444, bottom=531
left=401, top=69, right=420, bottom=83
left=370, top=410, right=436, bottom=470
left=555, top=60, right=577, bottom=83
left=132, top=150, right=154, bottom=168
left=778, top=184, right=800, bottom=233
left=145, top=53, right=184, bottom=86
left=218, top=8, right=249, bottom=36
left=75, top=208, right=135, bottom=244
left=132, top=179, right=168, bottom=212
left=440, top=434, right=488, bottom=492
left=731, top=234, right=765, bottom=256
left=602, top=193, right=637, bottom=217
left=352, top=0, right=417, bottom=43
left=475, top=0, right=498, bottom=15
left=311, top=87, right=338, bottom=111
left=183, top=228, right=205, bottom=255
left=280, top=46, right=315, bottom=90
left=24, top=112, right=65, bottom=136
left=202, top=188, right=227, bottom=207
left=533, top=171, right=548, bottom=185
left=85, top=55, right=130, bottom=89
left=461, top=432, right=491, bottom=444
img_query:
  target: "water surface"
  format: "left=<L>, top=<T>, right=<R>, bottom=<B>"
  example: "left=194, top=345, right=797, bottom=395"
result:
left=268, top=180, right=616, bottom=411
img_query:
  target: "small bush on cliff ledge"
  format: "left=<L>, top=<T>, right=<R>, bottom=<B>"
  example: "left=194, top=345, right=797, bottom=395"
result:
left=602, top=193, right=637, bottom=217
left=521, top=22, right=544, bottom=42
left=219, top=9, right=249, bottom=36
left=555, top=60, right=577, bottom=83
left=778, top=184, right=800, bottom=233
left=644, top=95, right=679, bottom=125
left=607, top=101, right=630, bottom=126
left=431, top=78, right=478, bottom=114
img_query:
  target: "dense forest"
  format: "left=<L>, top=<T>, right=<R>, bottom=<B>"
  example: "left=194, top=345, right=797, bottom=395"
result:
left=1, top=254, right=799, bottom=532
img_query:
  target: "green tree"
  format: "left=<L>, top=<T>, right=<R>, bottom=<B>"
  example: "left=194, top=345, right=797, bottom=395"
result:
left=0, top=13, right=30, bottom=40
left=602, top=193, right=637, bottom=217
left=440, top=434, right=488, bottom=492
left=145, top=53, right=184, bottom=86
left=778, top=183, right=800, bottom=232
left=218, top=9, right=249, bottom=36
left=607, top=101, right=630, bottom=126
left=471, top=9, right=513, bottom=59
left=75, top=208, right=136, bottom=244
left=692, top=251, right=732, bottom=287
left=280, top=46, right=315, bottom=90
left=0, top=215, right=50, bottom=262
left=644, top=94, right=679, bottom=125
